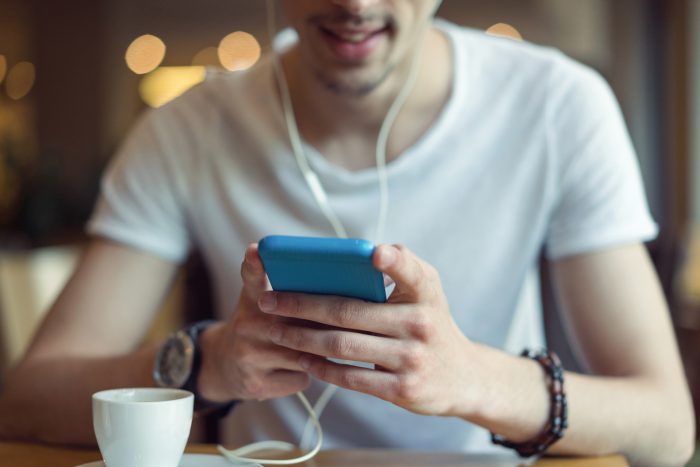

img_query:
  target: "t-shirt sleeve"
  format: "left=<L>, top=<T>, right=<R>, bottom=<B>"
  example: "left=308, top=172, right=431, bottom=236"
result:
left=86, top=109, right=191, bottom=263
left=544, top=60, right=658, bottom=260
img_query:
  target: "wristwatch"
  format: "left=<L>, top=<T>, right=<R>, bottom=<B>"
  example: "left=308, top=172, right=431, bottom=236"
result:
left=153, top=320, right=237, bottom=415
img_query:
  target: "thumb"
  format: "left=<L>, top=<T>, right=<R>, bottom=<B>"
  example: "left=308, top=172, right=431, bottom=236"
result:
left=240, top=243, right=271, bottom=301
left=373, top=244, right=429, bottom=302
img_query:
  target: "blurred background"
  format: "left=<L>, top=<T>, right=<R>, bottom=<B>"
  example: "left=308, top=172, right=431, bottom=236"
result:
left=0, top=0, right=698, bottom=457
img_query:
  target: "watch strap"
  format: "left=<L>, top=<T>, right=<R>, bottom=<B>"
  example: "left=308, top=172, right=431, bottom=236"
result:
left=181, top=320, right=238, bottom=417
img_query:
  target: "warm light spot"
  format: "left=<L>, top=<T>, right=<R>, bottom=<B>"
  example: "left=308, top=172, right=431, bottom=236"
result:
left=486, top=23, right=523, bottom=41
left=192, top=46, right=222, bottom=68
left=125, top=34, right=167, bottom=75
left=218, top=31, right=261, bottom=72
left=0, top=55, right=7, bottom=84
left=5, top=61, right=36, bottom=100
left=139, top=66, right=206, bottom=108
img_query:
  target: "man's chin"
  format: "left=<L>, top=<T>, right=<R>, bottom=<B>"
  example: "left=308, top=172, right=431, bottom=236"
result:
left=313, top=66, right=394, bottom=98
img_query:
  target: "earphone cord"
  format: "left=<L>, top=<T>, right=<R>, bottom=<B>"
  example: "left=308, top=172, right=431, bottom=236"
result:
left=267, top=3, right=426, bottom=245
left=217, top=391, right=322, bottom=465
left=217, top=1, right=437, bottom=464
left=298, top=12, right=429, bottom=451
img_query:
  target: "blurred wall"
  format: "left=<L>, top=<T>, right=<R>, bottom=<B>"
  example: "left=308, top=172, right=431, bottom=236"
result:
left=0, top=0, right=32, bottom=64
left=0, top=0, right=36, bottom=239
left=100, top=0, right=269, bottom=157
left=693, top=0, right=700, bottom=222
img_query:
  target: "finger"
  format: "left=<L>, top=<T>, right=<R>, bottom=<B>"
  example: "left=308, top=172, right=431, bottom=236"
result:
left=240, top=243, right=271, bottom=297
left=268, top=324, right=404, bottom=370
left=250, top=344, right=311, bottom=372
left=373, top=244, right=430, bottom=302
left=259, top=291, right=410, bottom=337
left=298, top=355, right=401, bottom=402
left=259, top=370, right=311, bottom=399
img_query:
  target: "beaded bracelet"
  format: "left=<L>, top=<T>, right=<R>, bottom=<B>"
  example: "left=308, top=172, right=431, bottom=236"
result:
left=491, top=348, right=568, bottom=458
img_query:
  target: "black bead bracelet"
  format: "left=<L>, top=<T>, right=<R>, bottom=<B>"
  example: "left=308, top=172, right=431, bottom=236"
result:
left=491, top=348, right=568, bottom=458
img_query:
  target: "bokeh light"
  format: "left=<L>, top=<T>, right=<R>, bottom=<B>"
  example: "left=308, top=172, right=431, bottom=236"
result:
left=191, top=46, right=221, bottom=68
left=139, top=66, right=206, bottom=108
left=5, top=61, right=36, bottom=100
left=125, top=34, right=167, bottom=75
left=486, top=23, right=523, bottom=41
left=217, top=31, right=261, bottom=72
left=0, top=55, right=7, bottom=84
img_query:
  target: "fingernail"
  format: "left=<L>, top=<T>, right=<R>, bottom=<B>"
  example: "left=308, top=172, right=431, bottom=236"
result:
left=379, top=246, right=397, bottom=265
left=383, top=273, right=395, bottom=287
left=269, top=325, right=283, bottom=343
left=299, top=355, right=311, bottom=370
left=259, top=293, right=277, bottom=312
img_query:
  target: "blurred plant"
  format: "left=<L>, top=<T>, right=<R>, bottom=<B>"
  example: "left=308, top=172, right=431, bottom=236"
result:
left=0, top=140, right=24, bottom=224
left=0, top=100, right=37, bottom=231
left=0, top=99, right=102, bottom=244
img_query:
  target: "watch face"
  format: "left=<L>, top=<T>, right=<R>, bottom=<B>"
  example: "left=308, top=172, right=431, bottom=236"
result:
left=154, top=331, right=194, bottom=388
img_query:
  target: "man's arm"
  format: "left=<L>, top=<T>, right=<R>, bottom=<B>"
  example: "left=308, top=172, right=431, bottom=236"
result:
left=546, top=243, right=695, bottom=463
left=0, top=238, right=179, bottom=445
left=0, top=240, right=313, bottom=446
left=466, top=244, right=694, bottom=466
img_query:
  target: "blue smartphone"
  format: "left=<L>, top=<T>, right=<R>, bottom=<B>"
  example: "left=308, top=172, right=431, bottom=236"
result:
left=258, top=235, right=387, bottom=303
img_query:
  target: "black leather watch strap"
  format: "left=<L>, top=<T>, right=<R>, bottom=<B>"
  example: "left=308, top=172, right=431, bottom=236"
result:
left=182, top=320, right=238, bottom=417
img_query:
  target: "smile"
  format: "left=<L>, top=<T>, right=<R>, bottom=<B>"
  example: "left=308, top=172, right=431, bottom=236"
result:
left=320, top=25, right=390, bottom=43
left=317, top=24, right=391, bottom=62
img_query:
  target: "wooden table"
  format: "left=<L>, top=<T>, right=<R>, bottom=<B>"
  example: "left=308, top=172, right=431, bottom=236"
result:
left=0, top=442, right=628, bottom=467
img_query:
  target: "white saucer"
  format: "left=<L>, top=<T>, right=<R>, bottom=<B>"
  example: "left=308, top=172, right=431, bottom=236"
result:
left=76, top=453, right=261, bottom=467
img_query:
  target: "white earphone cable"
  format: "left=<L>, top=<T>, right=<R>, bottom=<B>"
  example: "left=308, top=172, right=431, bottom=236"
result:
left=373, top=34, right=424, bottom=243
left=267, top=4, right=348, bottom=239
left=217, top=391, right=322, bottom=465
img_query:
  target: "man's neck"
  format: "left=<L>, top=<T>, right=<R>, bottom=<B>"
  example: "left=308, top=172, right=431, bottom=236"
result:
left=280, top=26, right=452, bottom=170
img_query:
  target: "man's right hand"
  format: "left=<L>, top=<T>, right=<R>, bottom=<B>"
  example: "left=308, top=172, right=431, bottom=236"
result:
left=197, top=244, right=311, bottom=402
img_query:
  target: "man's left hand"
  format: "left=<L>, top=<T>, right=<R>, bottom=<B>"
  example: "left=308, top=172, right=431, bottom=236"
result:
left=258, top=244, right=479, bottom=418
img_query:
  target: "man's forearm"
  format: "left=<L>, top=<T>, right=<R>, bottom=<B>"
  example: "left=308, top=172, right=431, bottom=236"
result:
left=0, top=345, right=157, bottom=446
left=554, top=372, right=695, bottom=466
left=466, top=344, right=695, bottom=467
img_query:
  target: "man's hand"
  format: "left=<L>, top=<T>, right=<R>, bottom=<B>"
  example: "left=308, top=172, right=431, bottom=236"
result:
left=255, top=244, right=477, bottom=417
left=197, top=244, right=311, bottom=402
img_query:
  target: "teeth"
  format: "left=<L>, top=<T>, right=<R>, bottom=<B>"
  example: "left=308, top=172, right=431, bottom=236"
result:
left=322, top=26, right=382, bottom=43
left=340, top=32, right=370, bottom=43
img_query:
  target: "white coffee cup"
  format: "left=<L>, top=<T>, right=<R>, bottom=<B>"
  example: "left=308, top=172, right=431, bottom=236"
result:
left=92, top=388, right=194, bottom=467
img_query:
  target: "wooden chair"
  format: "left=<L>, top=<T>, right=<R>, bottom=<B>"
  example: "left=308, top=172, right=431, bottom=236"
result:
left=0, top=245, right=82, bottom=380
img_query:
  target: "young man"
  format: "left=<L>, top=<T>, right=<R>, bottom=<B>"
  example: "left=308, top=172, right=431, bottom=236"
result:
left=0, top=0, right=695, bottom=465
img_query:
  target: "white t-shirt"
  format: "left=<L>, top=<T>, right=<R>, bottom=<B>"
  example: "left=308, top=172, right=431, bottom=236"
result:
left=88, top=20, right=657, bottom=454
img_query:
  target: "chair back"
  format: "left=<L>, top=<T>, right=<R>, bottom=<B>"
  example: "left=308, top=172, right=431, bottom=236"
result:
left=0, top=245, right=81, bottom=376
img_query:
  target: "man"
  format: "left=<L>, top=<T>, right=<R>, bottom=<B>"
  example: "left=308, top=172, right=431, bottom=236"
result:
left=0, top=1, right=695, bottom=465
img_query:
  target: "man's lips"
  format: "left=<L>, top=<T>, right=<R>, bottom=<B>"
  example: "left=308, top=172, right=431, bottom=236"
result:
left=318, top=24, right=390, bottom=61
left=320, top=25, right=389, bottom=43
